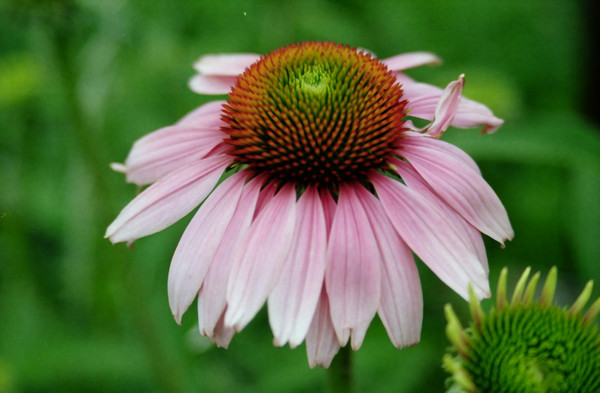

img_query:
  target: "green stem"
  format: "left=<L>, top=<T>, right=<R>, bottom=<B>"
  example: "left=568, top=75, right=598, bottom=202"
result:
left=328, top=345, right=353, bottom=393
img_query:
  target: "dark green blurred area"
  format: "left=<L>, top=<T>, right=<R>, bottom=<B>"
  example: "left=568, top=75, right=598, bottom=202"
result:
left=1, top=0, right=599, bottom=392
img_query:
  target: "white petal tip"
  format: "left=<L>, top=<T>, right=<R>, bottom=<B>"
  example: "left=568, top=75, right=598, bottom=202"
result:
left=104, top=226, right=115, bottom=240
left=393, top=338, right=420, bottom=349
left=110, top=162, right=127, bottom=173
left=272, top=337, right=285, bottom=347
left=173, top=314, right=183, bottom=325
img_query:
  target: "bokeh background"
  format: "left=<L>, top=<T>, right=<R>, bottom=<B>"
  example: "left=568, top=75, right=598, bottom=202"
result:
left=1, top=0, right=599, bottom=392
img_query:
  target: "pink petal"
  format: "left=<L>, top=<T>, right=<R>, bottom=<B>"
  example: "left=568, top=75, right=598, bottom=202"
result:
left=452, top=97, right=505, bottom=134
left=381, top=52, right=442, bottom=71
left=204, top=309, right=235, bottom=349
left=122, top=125, right=224, bottom=185
left=225, top=183, right=297, bottom=331
left=305, top=286, right=341, bottom=368
left=105, top=154, right=231, bottom=244
left=197, top=175, right=264, bottom=337
left=188, top=74, right=239, bottom=95
left=176, top=100, right=227, bottom=128
left=403, top=79, right=504, bottom=134
left=193, top=54, right=261, bottom=76
left=400, top=136, right=513, bottom=245
left=167, top=171, right=247, bottom=323
left=393, top=159, right=488, bottom=273
left=402, top=131, right=481, bottom=175
left=253, top=180, right=277, bottom=219
left=422, top=74, right=464, bottom=137
left=319, top=188, right=337, bottom=236
left=325, top=184, right=381, bottom=349
left=372, top=173, right=490, bottom=300
left=268, top=186, right=327, bottom=348
left=355, top=187, right=423, bottom=348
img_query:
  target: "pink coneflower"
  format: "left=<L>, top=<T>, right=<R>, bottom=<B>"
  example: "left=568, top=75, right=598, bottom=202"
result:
left=106, top=42, right=513, bottom=368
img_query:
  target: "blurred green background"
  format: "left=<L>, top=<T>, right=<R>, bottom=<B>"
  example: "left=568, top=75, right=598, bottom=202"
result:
left=1, top=0, right=599, bottom=392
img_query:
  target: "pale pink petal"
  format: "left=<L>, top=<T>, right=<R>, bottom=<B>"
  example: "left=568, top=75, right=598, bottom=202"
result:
left=205, top=309, right=236, bottom=349
left=176, top=100, right=227, bottom=128
left=355, top=187, right=423, bottom=348
left=393, top=159, right=488, bottom=273
left=268, top=186, right=327, bottom=348
left=167, top=171, right=247, bottom=323
left=122, top=125, right=224, bottom=185
left=197, top=176, right=264, bottom=337
left=225, top=184, right=297, bottom=331
left=381, top=52, right=442, bottom=71
left=105, top=154, right=231, bottom=244
left=306, top=286, right=341, bottom=368
left=393, top=72, right=415, bottom=86
left=401, top=131, right=481, bottom=175
left=188, top=74, right=238, bottom=95
left=325, top=184, right=380, bottom=349
left=372, top=173, right=489, bottom=300
left=400, top=136, right=513, bottom=245
left=402, top=79, right=503, bottom=134
left=422, top=74, right=464, bottom=137
left=452, top=97, right=505, bottom=134
left=193, top=53, right=261, bottom=76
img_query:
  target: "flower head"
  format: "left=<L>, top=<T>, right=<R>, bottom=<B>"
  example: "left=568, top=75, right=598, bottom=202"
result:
left=106, top=42, right=513, bottom=367
left=444, top=267, right=600, bottom=393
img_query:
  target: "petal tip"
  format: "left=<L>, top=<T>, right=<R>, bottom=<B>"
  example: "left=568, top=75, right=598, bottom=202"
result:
left=110, top=162, right=127, bottom=173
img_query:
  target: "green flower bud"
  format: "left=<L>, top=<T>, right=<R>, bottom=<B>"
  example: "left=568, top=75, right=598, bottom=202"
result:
left=444, top=267, right=600, bottom=393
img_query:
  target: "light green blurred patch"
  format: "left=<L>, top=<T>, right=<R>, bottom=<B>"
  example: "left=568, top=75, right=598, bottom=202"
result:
left=0, top=359, right=15, bottom=393
left=461, top=68, right=524, bottom=121
left=0, top=53, right=40, bottom=105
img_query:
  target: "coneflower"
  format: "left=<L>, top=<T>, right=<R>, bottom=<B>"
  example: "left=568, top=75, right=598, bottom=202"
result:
left=106, top=42, right=512, bottom=367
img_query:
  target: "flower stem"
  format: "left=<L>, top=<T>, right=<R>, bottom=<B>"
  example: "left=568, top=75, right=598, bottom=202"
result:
left=328, top=345, right=353, bottom=393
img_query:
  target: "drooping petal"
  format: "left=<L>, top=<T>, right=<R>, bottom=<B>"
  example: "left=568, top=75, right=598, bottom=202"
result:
left=402, top=79, right=503, bottom=134
left=122, top=125, right=224, bottom=185
left=188, top=74, right=239, bottom=95
left=325, top=184, right=381, bottom=349
left=402, top=131, right=481, bottom=174
left=381, top=52, right=441, bottom=71
left=192, top=54, right=261, bottom=76
left=197, top=175, right=264, bottom=337
left=306, top=286, right=341, bottom=368
left=205, top=309, right=236, bottom=349
left=176, top=100, right=227, bottom=128
left=422, top=75, right=464, bottom=137
left=372, top=173, right=489, bottom=300
left=400, top=136, right=513, bottom=245
left=268, top=186, right=327, bottom=348
left=225, top=183, right=297, bottom=331
left=105, top=154, right=231, bottom=243
left=167, top=171, right=247, bottom=323
left=355, top=186, right=423, bottom=348
left=452, top=97, right=505, bottom=134
left=393, top=159, right=488, bottom=273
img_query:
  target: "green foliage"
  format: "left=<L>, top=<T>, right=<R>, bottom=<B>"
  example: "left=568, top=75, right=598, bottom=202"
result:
left=0, top=0, right=598, bottom=392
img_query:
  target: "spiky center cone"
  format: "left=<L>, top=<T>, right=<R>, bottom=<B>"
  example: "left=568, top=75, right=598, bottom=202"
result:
left=222, top=42, right=407, bottom=185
